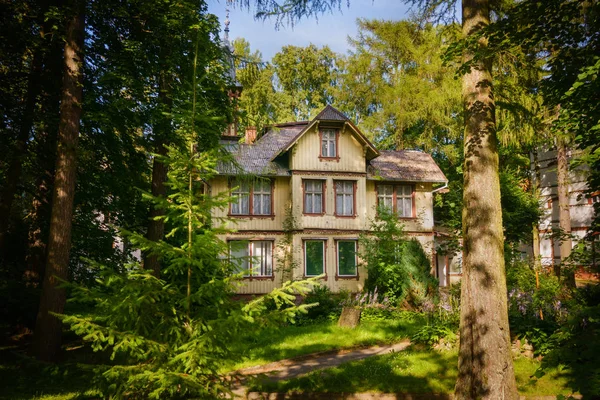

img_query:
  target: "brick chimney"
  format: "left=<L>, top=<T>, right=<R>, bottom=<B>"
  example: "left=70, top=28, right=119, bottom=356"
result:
left=245, top=126, right=257, bottom=144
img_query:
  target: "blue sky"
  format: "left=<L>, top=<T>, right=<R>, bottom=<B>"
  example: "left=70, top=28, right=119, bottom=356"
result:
left=206, top=1, right=416, bottom=60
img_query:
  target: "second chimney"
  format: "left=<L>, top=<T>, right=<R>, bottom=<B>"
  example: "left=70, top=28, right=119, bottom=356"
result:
left=245, top=126, right=257, bottom=144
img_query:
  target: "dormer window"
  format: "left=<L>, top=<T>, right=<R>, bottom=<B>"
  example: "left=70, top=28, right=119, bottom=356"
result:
left=320, top=129, right=338, bottom=159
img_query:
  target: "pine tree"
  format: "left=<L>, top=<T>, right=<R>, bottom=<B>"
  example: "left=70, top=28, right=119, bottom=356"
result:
left=60, top=141, right=314, bottom=398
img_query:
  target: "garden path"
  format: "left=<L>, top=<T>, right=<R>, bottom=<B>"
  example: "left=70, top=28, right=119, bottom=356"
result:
left=231, top=340, right=411, bottom=397
left=236, top=340, right=411, bottom=381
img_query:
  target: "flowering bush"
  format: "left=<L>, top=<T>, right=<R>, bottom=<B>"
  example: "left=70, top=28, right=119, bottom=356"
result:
left=506, top=261, right=566, bottom=323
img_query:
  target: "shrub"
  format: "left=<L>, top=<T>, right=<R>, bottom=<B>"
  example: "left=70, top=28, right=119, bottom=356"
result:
left=360, top=208, right=438, bottom=307
left=411, top=324, right=457, bottom=347
left=507, top=260, right=566, bottom=324
left=536, top=283, right=600, bottom=397
left=295, top=285, right=346, bottom=325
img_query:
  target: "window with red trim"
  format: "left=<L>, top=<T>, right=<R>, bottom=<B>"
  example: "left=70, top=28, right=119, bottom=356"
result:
left=377, top=184, right=414, bottom=218
left=337, top=240, right=357, bottom=276
left=320, top=129, right=337, bottom=158
left=304, top=240, right=325, bottom=276
left=335, top=181, right=355, bottom=216
left=229, top=240, right=273, bottom=277
left=230, top=179, right=273, bottom=216
left=304, top=180, right=324, bottom=214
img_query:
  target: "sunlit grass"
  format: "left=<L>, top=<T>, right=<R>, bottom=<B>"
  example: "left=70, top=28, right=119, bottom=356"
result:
left=227, top=316, right=425, bottom=371
left=250, top=348, right=575, bottom=397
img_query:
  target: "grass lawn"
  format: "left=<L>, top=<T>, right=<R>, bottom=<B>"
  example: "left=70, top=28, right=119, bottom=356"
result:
left=0, top=345, right=99, bottom=400
left=249, top=347, right=575, bottom=397
left=227, top=314, right=425, bottom=371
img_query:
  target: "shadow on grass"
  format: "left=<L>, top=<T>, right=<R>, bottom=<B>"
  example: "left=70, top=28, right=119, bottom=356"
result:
left=249, top=347, right=456, bottom=396
left=229, top=316, right=426, bottom=370
left=0, top=344, right=101, bottom=400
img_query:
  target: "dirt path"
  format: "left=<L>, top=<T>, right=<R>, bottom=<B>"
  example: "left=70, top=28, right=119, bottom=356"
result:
left=231, top=341, right=411, bottom=398
left=236, top=340, right=411, bottom=382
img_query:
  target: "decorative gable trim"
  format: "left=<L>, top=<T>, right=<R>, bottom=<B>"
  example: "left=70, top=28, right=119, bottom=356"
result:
left=269, top=105, right=379, bottom=162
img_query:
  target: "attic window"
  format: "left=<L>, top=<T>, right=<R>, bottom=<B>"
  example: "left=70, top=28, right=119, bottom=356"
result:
left=320, top=129, right=338, bottom=159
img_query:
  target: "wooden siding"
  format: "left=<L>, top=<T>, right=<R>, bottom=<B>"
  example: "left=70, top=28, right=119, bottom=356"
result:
left=365, top=181, right=434, bottom=232
left=210, top=176, right=291, bottom=232
left=221, top=234, right=287, bottom=294
left=292, top=174, right=368, bottom=231
left=292, top=234, right=366, bottom=293
left=290, top=125, right=366, bottom=172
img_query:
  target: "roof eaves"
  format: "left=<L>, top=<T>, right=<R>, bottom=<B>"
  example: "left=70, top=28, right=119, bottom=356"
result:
left=344, top=120, right=380, bottom=159
left=269, top=119, right=318, bottom=161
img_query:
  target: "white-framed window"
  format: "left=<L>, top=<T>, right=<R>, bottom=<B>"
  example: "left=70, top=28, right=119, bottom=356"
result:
left=304, top=180, right=324, bottom=214
left=335, top=180, right=354, bottom=216
left=337, top=240, right=357, bottom=276
left=229, top=240, right=273, bottom=277
left=304, top=240, right=325, bottom=276
left=230, top=179, right=272, bottom=216
left=253, top=180, right=272, bottom=215
left=321, top=129, right=337, bottom=158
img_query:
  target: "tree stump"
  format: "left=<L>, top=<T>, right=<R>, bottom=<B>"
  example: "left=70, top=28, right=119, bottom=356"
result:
left=338, top=307, right=361, bottom=328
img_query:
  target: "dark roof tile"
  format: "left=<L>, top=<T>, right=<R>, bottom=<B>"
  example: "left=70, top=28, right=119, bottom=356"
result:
left=367, top=150, right=447, bottom=183
left=314, top=105, right=350, bottom=121
left=216, top=126, right=304, bottom=176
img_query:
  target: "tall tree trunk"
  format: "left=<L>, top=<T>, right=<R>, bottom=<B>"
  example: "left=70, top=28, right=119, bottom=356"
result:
left=144, top=141, right=168, bottom=277
left=25, top=30, right=63, bottom=286
left=454, top=0, right=518, bottom=398
left=531, top=149, right=541, bottom=269
left=33, top=1, right=84, bottom=361
left=0, top=51, right=42, bottom=259
left=143, top=71, right=172, bottom=277
left=556, top=137, right=575, bottom=286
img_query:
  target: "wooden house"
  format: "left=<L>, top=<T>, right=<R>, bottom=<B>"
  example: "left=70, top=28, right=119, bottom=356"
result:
left=210, top=105, right=447, bottom=294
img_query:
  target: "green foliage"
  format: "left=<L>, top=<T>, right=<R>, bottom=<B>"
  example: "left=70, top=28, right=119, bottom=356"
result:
left=506, top=261, right=565, bottom=324
left=536, top=283, right=600, bottom=398
left=360, top=308, right=412, bottom=323
left=60, top=144, right=315, bottom=398
left=435, top=149, right=541, bottom=247
left=411, top=324, right=457, bottom=347
left=339, top=20, right=462, bottom=158
left=295, top=285, right=345, bottom=324
left=273, top=44, right=338, bottom=121
left=360, top=208, right=438, bottom=306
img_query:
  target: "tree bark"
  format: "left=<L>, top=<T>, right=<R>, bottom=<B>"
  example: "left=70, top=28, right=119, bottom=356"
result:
left=144, top=142, right=168, bottom=277
left=33, top=1, right=84, bottom=361
left=454, top=0, right=518, bottom=398
left=556, top=138, right=575, bottom=286
left=0, top=51, right=43, bottom=259
left=143, top=71, right=172, bottom=277
left=531, top=149, right=541, bottom=269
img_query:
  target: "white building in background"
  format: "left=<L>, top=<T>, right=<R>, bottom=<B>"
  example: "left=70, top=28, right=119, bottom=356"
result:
left=534, top=148, right=597, bottom=269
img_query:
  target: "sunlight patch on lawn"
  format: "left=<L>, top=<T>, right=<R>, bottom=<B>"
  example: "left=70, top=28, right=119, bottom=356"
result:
left=250, top=349, right=574, bottom=397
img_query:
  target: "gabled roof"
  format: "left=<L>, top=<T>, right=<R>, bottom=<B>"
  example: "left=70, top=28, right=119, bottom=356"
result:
left=271, top=105, right=380, bottom=161
left=216, top=106, right=447, bottom=184
left=367, top=150, right=447, bottom=183
left=313, top=105, right=350, bottom=121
